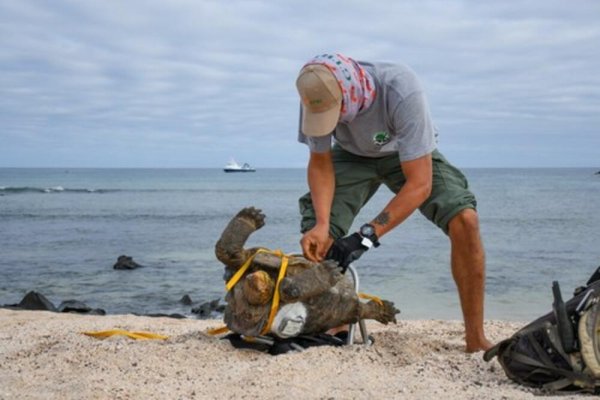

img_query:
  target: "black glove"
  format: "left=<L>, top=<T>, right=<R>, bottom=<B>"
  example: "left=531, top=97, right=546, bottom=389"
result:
left=325, top=232, right=369, bottom=273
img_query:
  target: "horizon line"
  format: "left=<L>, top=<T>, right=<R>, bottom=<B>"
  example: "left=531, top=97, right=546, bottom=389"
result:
left=1, top=166, right=598, bottom=170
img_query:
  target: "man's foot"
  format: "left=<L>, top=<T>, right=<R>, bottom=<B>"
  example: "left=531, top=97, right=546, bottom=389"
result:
left=465, top=337, right=494, bottom=353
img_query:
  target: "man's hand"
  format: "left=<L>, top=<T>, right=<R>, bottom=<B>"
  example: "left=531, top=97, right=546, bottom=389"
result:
left=325, top=233, right=369, bottom=272
left=300, top=225, right=332, bottom=262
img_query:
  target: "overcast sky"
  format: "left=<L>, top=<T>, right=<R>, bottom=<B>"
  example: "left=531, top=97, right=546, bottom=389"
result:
left=1, top=1, right=599, bottom=168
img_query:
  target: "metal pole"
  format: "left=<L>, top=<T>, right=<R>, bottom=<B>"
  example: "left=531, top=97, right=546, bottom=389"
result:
left=347, top=264, right=371, bottom=346
left=347, top=264, right=358, bottom=345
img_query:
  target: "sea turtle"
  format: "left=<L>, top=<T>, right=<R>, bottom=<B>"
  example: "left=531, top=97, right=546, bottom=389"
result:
left=215, top=207, right=399, bottom=338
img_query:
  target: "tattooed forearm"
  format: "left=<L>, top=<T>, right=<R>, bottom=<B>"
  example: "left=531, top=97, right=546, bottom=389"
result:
left=373, top=211, right=390, bottom=226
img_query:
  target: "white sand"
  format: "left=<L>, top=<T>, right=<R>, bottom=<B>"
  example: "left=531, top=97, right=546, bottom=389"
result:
left=0, top=309, right=588, bottom=399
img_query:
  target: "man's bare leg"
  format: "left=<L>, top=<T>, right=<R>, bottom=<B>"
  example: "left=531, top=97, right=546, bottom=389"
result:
left=448, top=209, right=493, bottom=352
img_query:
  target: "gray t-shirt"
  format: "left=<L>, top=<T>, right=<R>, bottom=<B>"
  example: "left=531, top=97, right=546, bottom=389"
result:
left=298, top=61, right=437, bottom=161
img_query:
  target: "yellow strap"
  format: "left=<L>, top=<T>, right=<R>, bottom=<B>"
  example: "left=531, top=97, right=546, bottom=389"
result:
left=261, top=255, right=289, bottom=335
left=207, top=326, right=230, bottom=335
left=225, top=248, right=286, bottom=291
left=358, top=292, right=384, bottom=306
left=82, top=329, right=168, bottom=340
left=218, top=248, right=291, bottom=337
left=225, top=248, right=266, bottom=291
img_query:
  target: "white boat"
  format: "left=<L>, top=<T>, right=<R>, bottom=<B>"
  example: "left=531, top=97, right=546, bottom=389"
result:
left=223, top=159, right=256, bottom=173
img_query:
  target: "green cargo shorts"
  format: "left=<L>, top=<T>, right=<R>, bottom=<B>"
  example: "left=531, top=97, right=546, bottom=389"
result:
left=299, top=145, right=477, bottom=238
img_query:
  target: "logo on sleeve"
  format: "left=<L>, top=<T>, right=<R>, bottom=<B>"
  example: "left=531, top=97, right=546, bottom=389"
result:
left=372, top=131, right=391, bottom=146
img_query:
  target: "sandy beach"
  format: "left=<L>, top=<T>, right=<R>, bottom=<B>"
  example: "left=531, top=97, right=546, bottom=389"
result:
left=0, top=309, right=592, bottom=399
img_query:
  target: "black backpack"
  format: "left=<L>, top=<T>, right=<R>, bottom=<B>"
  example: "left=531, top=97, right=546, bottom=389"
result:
left=484, top=266, right=600, bottom=392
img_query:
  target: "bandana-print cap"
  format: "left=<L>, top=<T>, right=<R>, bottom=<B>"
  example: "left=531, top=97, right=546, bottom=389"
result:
left=296, top=64, right=342, bottom=137
left=296, top=53, right=376, bottom=137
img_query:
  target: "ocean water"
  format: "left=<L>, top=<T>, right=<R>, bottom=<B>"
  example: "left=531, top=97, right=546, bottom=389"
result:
left=1, top=167, right=599, bottom=322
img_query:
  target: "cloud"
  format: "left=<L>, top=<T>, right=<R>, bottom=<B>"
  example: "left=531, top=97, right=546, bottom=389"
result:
left=0, top=0, right=599, bottom=167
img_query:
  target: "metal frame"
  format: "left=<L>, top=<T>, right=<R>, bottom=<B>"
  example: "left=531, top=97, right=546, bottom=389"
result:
left=347, top=264, right=372, bottom=346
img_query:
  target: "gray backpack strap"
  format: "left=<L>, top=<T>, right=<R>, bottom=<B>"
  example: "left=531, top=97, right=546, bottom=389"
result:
left=509, top=352, right=595, bottom=390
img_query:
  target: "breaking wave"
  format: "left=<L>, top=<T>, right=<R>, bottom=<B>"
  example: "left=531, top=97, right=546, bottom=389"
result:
left=0, top=186, right=278, bottom=195
left=0, top=186, right=118, bottom=194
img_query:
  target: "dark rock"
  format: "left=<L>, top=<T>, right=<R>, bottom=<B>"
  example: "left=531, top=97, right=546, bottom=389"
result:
left=86, top=308, right=107, bottom=316
left=16, top=291, right=57, bottom=312
left=57, top=299, right=105, bottom=315
left=180, top=294, right=193, bottom=305
left=139, top=313, right=187, bottom=319
left=58, top=299, right=92, bottom=313
left=113, top=255, right=144, bottom=270
left=191, top=303, right=211, bottom=317
left=191, top=298, right=222, bottom=318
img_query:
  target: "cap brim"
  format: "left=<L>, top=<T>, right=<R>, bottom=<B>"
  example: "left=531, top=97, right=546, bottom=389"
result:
left=301, top=104, right=340, bottom=137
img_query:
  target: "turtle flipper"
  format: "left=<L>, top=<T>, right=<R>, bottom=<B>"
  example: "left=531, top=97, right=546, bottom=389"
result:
left=215, top=207, right=265, bottom=269
left=359, top=300, right=400, bottom=324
